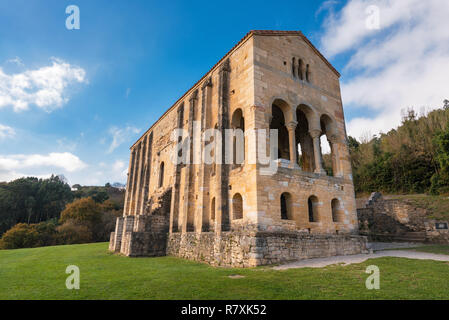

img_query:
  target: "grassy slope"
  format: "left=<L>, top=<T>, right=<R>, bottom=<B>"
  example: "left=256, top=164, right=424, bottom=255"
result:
left=0, top=242, right=448, bottom=300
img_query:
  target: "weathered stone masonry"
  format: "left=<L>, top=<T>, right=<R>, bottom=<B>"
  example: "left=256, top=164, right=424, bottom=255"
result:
left=109, top=30, right=368, bottom=267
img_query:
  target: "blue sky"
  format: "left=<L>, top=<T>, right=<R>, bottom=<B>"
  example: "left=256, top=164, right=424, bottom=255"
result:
left=1, top=0, right=448, bottom=185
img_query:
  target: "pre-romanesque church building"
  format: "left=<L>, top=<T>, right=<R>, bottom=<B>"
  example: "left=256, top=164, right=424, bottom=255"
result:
left=109, top=30, right=367, bottom=267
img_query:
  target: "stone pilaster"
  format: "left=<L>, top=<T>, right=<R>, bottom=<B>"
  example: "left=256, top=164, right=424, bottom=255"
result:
left=215, top=59, right=231, bottom=235
left=123, top=149, right=136, bottom=215
left=199, top=78, right=212, bottom=232
left=169, top=104, right=184, bottom=233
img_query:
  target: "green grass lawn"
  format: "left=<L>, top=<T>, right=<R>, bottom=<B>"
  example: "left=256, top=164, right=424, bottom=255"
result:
left=0, top=242, right=448, bottom=300
left=402, top=245, right=449, bottom=255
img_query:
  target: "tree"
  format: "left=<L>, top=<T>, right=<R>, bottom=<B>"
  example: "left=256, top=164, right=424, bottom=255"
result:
left=60, top=197, right=102, bottom=226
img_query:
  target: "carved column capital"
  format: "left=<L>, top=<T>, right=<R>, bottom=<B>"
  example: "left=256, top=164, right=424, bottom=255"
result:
left=286, top=121, right=298, bottom=131
left=309, top=129, right=322, bottom=139
left=189, top=89, right=198, bottom=102
left=201, top=77, right=212, bottom=90
left=219, top=58, right=231, bottom=73
left=328, top=134, right=340, bottom=144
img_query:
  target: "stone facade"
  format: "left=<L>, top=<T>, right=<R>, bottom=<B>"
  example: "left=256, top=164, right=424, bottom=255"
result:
left=109, top=30, right=368, bottom=266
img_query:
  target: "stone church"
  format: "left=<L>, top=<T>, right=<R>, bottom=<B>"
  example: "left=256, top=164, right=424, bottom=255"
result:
left=109, top=30, right=368, bottom=267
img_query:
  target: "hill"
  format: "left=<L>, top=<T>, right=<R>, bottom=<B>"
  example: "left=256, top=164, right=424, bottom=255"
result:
left=350, top=102, right=449, bottom=195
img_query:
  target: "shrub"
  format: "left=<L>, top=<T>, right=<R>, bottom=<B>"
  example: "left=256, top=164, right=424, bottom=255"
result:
left=0, top=223, right=40, bottom=249
left=56, top=221, right=93, bottom=244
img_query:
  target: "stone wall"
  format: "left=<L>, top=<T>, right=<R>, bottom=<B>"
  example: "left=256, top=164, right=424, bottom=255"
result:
left=167, top=231, right=368, bottom=267
left=357, top=193, right=449, bottom=243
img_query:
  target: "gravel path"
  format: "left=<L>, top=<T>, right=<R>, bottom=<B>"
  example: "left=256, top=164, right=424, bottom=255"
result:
left=273, top=250, right=449, bottom=270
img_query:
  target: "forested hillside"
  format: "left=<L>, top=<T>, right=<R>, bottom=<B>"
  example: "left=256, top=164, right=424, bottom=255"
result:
left=349, top=101, right=449, bottom=195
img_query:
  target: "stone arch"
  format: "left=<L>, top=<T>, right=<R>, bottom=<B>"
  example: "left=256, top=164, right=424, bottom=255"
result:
left=331, top=198, right=344, bottom=223
left=308, top=195, right=319, bottom=222
left=232, top=193, right=243, bottom=220
left=280, top=192, right=293, bottom=220
left=295, top=104, right=317, bottom=172
left=231, top=108, right=245, bottom=165
left=158, top=162, right=164, bottom=188
left=270, top=99, right=292, bottom=161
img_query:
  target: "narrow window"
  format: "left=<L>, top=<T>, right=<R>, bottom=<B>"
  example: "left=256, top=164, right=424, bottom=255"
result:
left=308, top=196, right=319, bottom=222
left=158, top=162, right=164, bottom=188
left=298, top=59, right=304, bottom=80
left=211, top=197, right=215, bottom=221
left=232, top=193, right=243, bottom=220
left=281, top=192, right=292, bottom=220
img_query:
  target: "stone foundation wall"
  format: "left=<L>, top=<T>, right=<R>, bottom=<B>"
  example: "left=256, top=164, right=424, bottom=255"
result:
left=167, top=231, right=368, bottom=267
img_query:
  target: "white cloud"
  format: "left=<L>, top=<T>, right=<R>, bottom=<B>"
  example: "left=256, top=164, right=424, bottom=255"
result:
left=0, top=124, right=15, bottom=139
left=0, top=152, right=87, bottom=182
left=319, top=0, right=449, bottom=140
left=107, top=125, right=140, bottom=153
left=0, top=57, right=86, bottom=112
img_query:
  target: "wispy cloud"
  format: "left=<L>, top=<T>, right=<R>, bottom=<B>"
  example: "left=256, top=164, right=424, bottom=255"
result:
left=6, top=56, right=25, bottom=67
left=0, top=57, right=87, bottom=112
left=0, top=124, right=15, bottom=139
left=107, top=125, right=140, bottom=154
left=319, top=0, right=449, bottom=139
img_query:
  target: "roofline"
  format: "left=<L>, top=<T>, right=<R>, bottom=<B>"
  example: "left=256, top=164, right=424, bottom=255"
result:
left=130, top=30, right=340, bottom=149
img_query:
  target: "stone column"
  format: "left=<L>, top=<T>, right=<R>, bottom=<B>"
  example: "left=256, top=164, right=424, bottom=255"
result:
left=329, top=134, right=342, bottom=177
left=286, top=121, right=298, bottom=168
left=309, top=129, right=325, bottom=174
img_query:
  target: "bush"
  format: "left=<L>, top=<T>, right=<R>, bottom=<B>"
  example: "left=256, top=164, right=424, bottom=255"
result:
left=56, top=221, right=93, bottom=244
left=0, top=223, right=40, bottom=249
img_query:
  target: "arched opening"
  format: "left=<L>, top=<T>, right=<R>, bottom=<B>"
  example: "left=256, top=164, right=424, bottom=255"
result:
left=270, top=101, right=290, bottom=161
left=308, top=195, right=319, bottom=222
left=210, top=197, right=216, bottom=221
left=158, top=162, right=165, bottom=188
left=331, top=199, right=344, bottom=222
left=280, top=192, right=293, bottom=220
left=320, top=114, right=338, bottom=176
left=231, top=109, right=245, bottom=166
left=295, top=105, right=315, bottom=172
left=232, top=193, right=243, bottom=220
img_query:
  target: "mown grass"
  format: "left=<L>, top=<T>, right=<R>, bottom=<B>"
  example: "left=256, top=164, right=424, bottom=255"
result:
left=402, top=245, right=449, bottom=256
left=0, top=242, right=448, bottom=300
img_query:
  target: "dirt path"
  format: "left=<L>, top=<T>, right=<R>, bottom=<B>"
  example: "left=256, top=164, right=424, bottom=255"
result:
left=273, top=250, right=449, bottom=270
